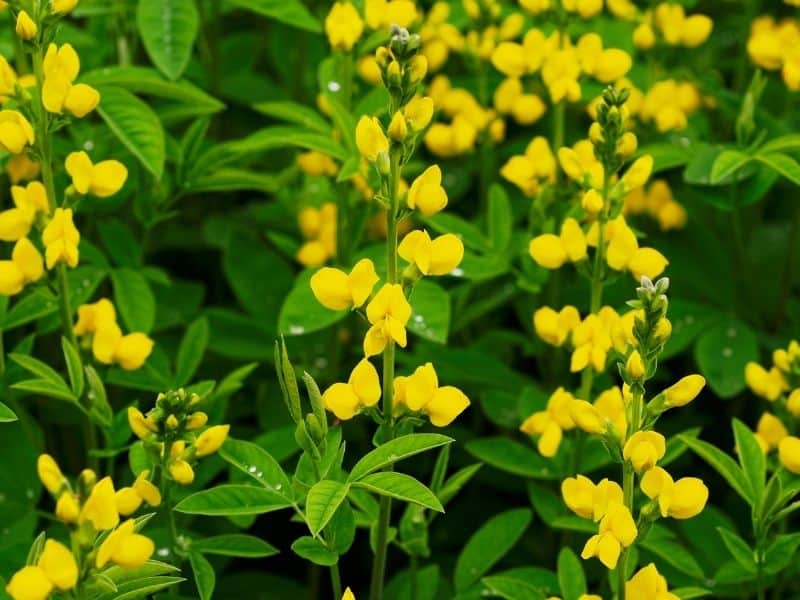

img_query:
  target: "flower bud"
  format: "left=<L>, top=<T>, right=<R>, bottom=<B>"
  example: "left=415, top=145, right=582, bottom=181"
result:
left=169, top=460, right=195, bottom=485
left=582, top=189, right=604, bottom=214
left=589, top=122, right=604, bottom=144
left=37, top=454, right=65, bottom=495
left=194, top=424, right=230, bottom=457
left=664, top=374, right=705, bottom=408
left=186, top=411, right=208, bottom=430
left=388, top=111, right=408, bottom=141
left=617, top=132, right=638, bottom=157
left=15, top=11, right=37, bottom=40
left=407, top=55, right=428, bottom=84
left=625, top=350, right=645, bottom=379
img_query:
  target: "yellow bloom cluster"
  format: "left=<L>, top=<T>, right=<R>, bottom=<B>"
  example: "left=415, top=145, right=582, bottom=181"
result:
left=632, top=3, right=713, bottom=50
left=41, top=43, right=99, bottom=118
left=129, top=389, right=230, bottom=485
left=6, top=455, right=155, bottom=600
left=297, top=202, right=337, bottom=267
left=325, top=0, right=419, bottom=52
left=638, top=79, right=703, bottom=132
left=747, top=16, right=800, bottom=90
left=745, top=340, right=800, bottom=473
left=624, top=180, right=687, bottom=231
left=499, top=136, right=556, bottom=197
left=73, top=298, right=154, bottom=370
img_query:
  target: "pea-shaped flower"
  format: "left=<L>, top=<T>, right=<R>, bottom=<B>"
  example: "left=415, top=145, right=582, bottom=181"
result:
left=641, top=466, right=708, bottom=519
left=311, top=258, right=379, bottom=311
left=65, top=151, right=128, bottom=197
left=529, top=217, right=587, bottom=269
left=393, top=362, right=470, bottom=426
left=406, top=165, right=448, bottom=216
left=363, top=283, right=412, bottom=356
left=398, top=229, right=463, bottom=276
left=356, top=116, right=389, bottom=162
left=322, top=358, right=381, bottom=420
left=325, top=2, right=364, bottom=51
left=623, top=430, right=666, bottom=472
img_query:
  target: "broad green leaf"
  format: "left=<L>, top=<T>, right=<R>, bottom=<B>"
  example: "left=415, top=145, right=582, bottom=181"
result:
left=12, top=379, right=79, bottom=405
left=683, top=145, right=723, bottom=185
left=760, top=133, right=800, bottom=154
left=9, top=353, right=68, bottom=386
left=175, top=317, right=209, bottom=386
left=407, top=280, right=450, bottom=344
left=136, top=0, right=198, bottom=80
left=251, top=101, right=330, bottom=133
left=306, top=480, right=350, bottom=536
left=482, top=575, right=547, bottom=600
left=102, top=561, right=180, bottom=585
left=681, top=435, right=752, bottom=504
left=111, top=268, right=156, bottom=333
left=326, top=500, right=356, bottom=555
left=694, top=320, right=758, bottom=398
left=454, top=508, right=532, bottom=591
left=291, top=536, right=338, bottom=566
left=188, top=551, right=215, bottom=600
left=763, top=532, right=800, bottom=575
left=637, top=142, right=691, bottom=173
left=175, top=484, right=293, bottom=516
left=466, top=437, right=560, bottom=479
left=192, top=534, right=278, bottom=558
left=96, top=86, right=166, bottom=178
left=639, top=528, right=706, bottom=579
left=710, top=149, right=751, bottom=184
left=732, top=418, right=765, bottom=503
left=0, top=401, right=17, bottom=422
left=62, top=337, right=85, bottom=397
left=186, top=168, right=280, bottom=194
left=671, top=587, right=712, bottom=599
left=97, top=219, right=142, bottom=267
left=488, top=184, right=512, bottom=251
left=278, top=270, right=347, bottom=336
left=422, top=213, right=491, bottom=252
left=218, top=438, right=293, bottom=500
left=95, top=576, right=183, bottom=600
left=755, top=152, right=800, bottom=186
left=227, top=0, right=321, bottom=32
left=557, top=548, right=586, bottom=600
left=348, top=433, right=453, bottom=482
left=384, top=565, right=439, bottom=600
left=354, top=472, right=443, bottom=512
left=717, top=528, right=757, bottom=573
left=205, top=308, right=273, bottom=360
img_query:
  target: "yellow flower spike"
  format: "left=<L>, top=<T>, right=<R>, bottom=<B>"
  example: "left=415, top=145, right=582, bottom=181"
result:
left=37, top=454, right=65, bottom=495
left=79, top=476, right=120, bottom=531
left=388, top=111, right=408, bottom=142
left=115, top=486, right=143, bottom=516
left=15, top=11, right=37, bottom=40
left=5, top=566, right=53, bottom=600
left=96, top=519, right=155, bottom=569
left=623, top=431, right=666, bottom=472
left=569, top=399, right=606, bottom=434
left=621, top=155, right=654, bottom=192
left=529, top=234, right=567, bottom=269
left=398, top=229, right=464, bottom=276
left=65, top=151, right=127, bottom=197
left=113, top=332, right=154, bottom=370
left=403, top=96, right=434, bottom=131
left=0, top=110, right=35, bottom=154
left=324, top=2, right=364, bottom=51
left=778, top=436, right=800, bottom=474
left=355, top=116, right=389, bottom=162
left=663, top=374, right=705, bottom=407
left=626, top=563, right=678, bottom=600
left=55, top=491, right=80, bottom=523
left=364, top=283, right=412, bottom=356
left=42, top=208, right=80, bottom=269
left=625, top=350, right=646, bottom=379
left=51, top=0, right=79, bottom=15
left=133, top=470, right=161, bottom=506
left=195, top=424, right=231, bottom=457
left=170, top=459, right=195, bottom=484
left=406, top=165, right=448, bottom=216
left=756, top=412, right=788, bottom=451
left=681, top=15, right=713, bottom=47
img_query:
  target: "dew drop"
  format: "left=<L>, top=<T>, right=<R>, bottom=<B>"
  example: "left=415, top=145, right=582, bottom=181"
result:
left=290, top=325, right=305, bottom=335
left=248, top=465, right=258, bottom=473
left=451, top=267, right=464, bottom=277
left=722, top=347, right=733, bottom=358
left=328, top=81, right=341, bottom=92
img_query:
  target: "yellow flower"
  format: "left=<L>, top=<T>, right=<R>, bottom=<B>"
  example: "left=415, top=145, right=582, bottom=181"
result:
left=55, top=492, right=80, bottom=523
left=621, top=155, right=654, bottom=192
left=15, top=11, right=37, bottom=40
left=681, top=15, right=713, bottom=47
left=557, top=141, right=603, bottom=187
left=603, top=217, right=668, bottom=280
left=569, top=399, right=607, bottom=434
left=297, top=151, right=338, bottom=177
left=116, top=470, right=162, bottom=516
left=51, top=0, right=79, bottom=15
left=533, top=305, right=580, bottom=346
left=0, top=238, right=44, bottom=296
left=745, top=362, right=787, bottom=401
left=520, top=387, right=575, bottom=457
left=310, top=258, right=379, bottom=311
left=388, top=111, right=408, bottom=141
left=641, top=466, right=708, bottom=519
left=325, top=2, right=364, bottom=51
left=170, top=459, right=195, bottom=485
left=582, top=189, right=604, bottom=214
left=42, top=43, right=99, bottom=117
left=787, top=389, right=800, bottom=418
left=500, top=137, right=556, bottom=196
left=529, top=218, right=587, bottom=269
left=96, top=519, right=155, bottom=569
left=37, top=454, right=65, bottom=495
left=491, top=42, right=529, bottom=78
left=113, top=332, right=154, bottom=370
left=65, top=151, right=127, bottom=197
left=37, top=540, right=78, bottom=591
left=633, top=23, right=656, bottom=49
left=365, top=0, right=417, bottom=30
left=570, top=309, right=619, bottom=373
left=626, top=563, right=679, bottom=600
left=364, top=283, right=412, bottom=356
left=562, top=475, right=624, bottom=521
left=0, top=110, right=35, bottom=154
left=73, top=298, right=116, bottom=335
left=398, top=230, right=464, bottom=276
left=510, top=93, right=546, bottom=125
left=625, top=350, right=645, bottom=379
left=623, top=430, right=666, bottom=472
left=755, top=412, right=788, bottom=452
left=594, top=386, right=627, bottom=437
left=395, top=362, right=470, bottom=426
left=323, top=358, right=381, bottom=420
left=663, top=374, right=705, bottom=407
left=186, top=411, right=208, bottom=430
left=127, top=406, right=157, bottom=440
left=778, top=436, right=800, bottom=474
left=79, top=476, right=120, bottom=531
left=406, top=165, right=448, bottom=216
left=195, top=424, right=230, bottom=457
left=7, top=155, right=41, bottom=184
left=403, top=96, right=435, bottom=131
left=355, top=116, right=389, bottom=162
left=563, top=0, right=603, bottom=19
left=5, top=566, right=53, bottom=600
left=342, top=588, right=356, bottom=600
left=581, top=502, right=637, bottom=568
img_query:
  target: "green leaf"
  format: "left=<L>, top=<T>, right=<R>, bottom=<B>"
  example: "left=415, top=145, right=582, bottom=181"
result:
left=175, top=484, right=293, bottom=516
left=754, top=152, right=800, bottom=186
left=0, top=401, right=17, bottom=422
left=672, top=587, right=712, bottom=599
left=407, top=280, right=450, bottom=344
left=488, top=184, right=512, bottom=251
left=637, top=142, right=691, bottom=173
left=306, top=480, right=350, bottom=537
left=348, top=434, right=453, bottom=482
left=9, top=353, right=68, bottom=386
left=694, top=320, right=758, bottom=398
left=354, top=472, right=443, bottom=512
left=192, top=534, right=278, bottom=558
left=557, top=548, right=586, bottom=600
left=136, top=0, right=198, bottom=80
left=94, top=576, right=183, bottom=600
left=251, top=101, right=330, bottom=133
left=175, top=317, right=209, bottom=386
left=681, top=435, right=752, bottom=504
left=188, top=551, right=215, bottom=600
left=227, top=0, right=321, bottom=32
left=717, top=528, right=757, bottom=573
left=763, top=532, right=800, bottom=575
left=186, top=168, right=279, bottom=194
left=291, top=536, right=338, bottom=566
left=96, top=86, right=166, bottom=179
left=278, top=270, right=347, bottom=336
left=466, top=437, right=560, bottom=479
left=454, top=508, right=533, bottom=592
left=421, top=213, right=491, bottom=252
left=732, top=418, right=765, bottom=503
left=710, top=150, right=751, bottom=184
left=97, top=219, right=142, bottom=267
left=111, top=268, right=156, bottom=333
left=218, top=438, right=293, bottom=500
left=482, top=575, right=547, bottom=600
left=760, top=133, right=800, bottom=154
left=61, top=337, right=85, bottom=397
left=639, top=528, right=706, bottom=579
left=12, top=379, right=79, bottom=404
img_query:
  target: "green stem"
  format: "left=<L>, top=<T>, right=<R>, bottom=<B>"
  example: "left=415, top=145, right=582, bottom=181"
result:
left=552, top=101, right=565, bottom=153
left=0, top=330, right=5, bottom=377
left=329, top=561, right=342, bottom=599
left=410, top=555, right=418, bottom=600
left=617, top=387, right=644, bottom=600
left=159, top=461, right=180, bottom=562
